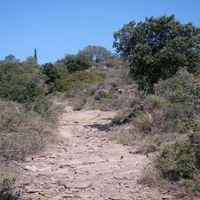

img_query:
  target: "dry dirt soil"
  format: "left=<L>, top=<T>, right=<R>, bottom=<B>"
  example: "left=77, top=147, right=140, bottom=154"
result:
left=17, top=104, right=175, bottom=200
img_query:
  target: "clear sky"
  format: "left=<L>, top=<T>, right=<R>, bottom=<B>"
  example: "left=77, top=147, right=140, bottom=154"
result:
left=1, top=0, right=200, bottom=64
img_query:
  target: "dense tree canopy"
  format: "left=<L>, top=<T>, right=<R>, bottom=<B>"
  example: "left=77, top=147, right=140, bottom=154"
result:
left=113, top=15, right=200, bottom=91
left=64, top=54, right=91, bottom=73
left=0, top=62, right=48, bottom=113
left=3, top=54, right=20, bottom=63
left=41, top=63, right=60, bottom=84
left=78, top=45, right=112, bottom=62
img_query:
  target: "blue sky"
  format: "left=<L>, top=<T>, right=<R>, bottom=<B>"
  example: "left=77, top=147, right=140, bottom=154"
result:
left=1, top=0, right=200, bottom=64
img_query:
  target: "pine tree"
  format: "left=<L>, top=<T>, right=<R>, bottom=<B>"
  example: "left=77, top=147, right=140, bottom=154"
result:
left=34, top=48, right=38, bottom=64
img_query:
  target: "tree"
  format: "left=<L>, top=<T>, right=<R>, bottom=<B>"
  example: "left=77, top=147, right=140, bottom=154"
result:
left=34, top=48, right=38, bottom=64
left=24, top=56, right=38, bottom=68
left=64, top=54, right=91, bottom=73
left=0, top=62, right=45, bottom=106
left=78, top=45, right=112, bottom=62
left=3, top=54, right=19, bottom=63
left=41, top=63, right=60, bottom=84
left=113, top=15, right=200, bottom=91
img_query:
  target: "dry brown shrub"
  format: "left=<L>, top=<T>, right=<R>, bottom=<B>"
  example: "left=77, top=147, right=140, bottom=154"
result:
left=0, top=100, right=59, bottom=160
left=135, top=112, right=154, bottom=133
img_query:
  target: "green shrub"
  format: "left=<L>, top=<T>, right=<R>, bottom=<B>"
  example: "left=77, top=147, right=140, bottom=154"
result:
left=0, top=177, right=17, bottom=200
left=112, top=109, right=142, bottom=125
left=41, top=63, right=60, bottom=84
left=78, top=45, right=113, bottom=62
left=189, top=132, right=200, bottom=169
left=155, top=69, right=200, bottom=110
left=64, top=54, right=91, bottom=73
left=57, top=71, right=104, bottom=95
left=94, top=91, right=113, bottom=101
left=144, top=95, right=167, bottom=111
left=135, top=112, right=154, bottom=133
left=155, top=69, right=200, bottom=133
left=157, top=141, right=194, bottom=181
left=0, top=62, right=49, bottom=114
left=164, top=103, right=193, bottom=133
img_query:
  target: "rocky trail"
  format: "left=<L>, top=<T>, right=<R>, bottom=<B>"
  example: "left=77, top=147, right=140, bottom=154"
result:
left=17, top=105, right=174, bottom=200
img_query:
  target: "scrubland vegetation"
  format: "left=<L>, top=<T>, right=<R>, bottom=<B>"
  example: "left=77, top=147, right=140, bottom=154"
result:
left=1, top=14, right=200, bottom=199
left=0, top=48, right=108, bottom=198
left=69, top=15, right=200, bottom=198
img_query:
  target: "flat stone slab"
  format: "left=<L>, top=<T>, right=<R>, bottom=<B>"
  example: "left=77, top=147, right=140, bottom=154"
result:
left=24, top=163, right=51, bottom=172
left=65, top=181, right=92, bottom=189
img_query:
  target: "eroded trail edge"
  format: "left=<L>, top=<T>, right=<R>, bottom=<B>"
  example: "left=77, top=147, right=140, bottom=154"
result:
left=18, top=105, right=172, bottom=200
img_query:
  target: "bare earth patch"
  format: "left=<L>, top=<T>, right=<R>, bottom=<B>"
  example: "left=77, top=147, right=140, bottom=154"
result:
left=17, top=104, right=175, bottom=199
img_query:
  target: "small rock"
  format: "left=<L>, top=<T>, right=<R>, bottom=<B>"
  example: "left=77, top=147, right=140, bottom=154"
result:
left=26, top=188, right=40, bottom=194
left=113, top=176, right=123, bottom=180
left=65, top=181, right=92, bottom=189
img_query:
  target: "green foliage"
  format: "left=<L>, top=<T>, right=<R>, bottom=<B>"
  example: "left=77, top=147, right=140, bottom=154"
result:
left=189, top=132, right=200, bottom=169
left=157, top=131, right=200, bottom=187
left=54, top=59, right=69, bottom=77
left=112, top=108, right=142, bottom=125
left=56, top=71, right=104, bottom=95
left=144, top=95, right=167, bottom=111
left=78, top=45, right=113, bottom=62
left=34, top=48, right=38, bottom=64
left=154, top=69, right=200, bottom=132
left=64, top=54, right=91, bottom=73
left=3, top=54, right=19, bottom=63
left=23, top=56, right=38, bottom=68
left=113, top=15, right=200, bottom=91
left=94, top=91, right=113, bottom=100
left=0, top=62, right=49, bottom=114
left=41, top=63, right=60, bottom=84
left=0, top=177, right=17, bottom=200
left=155, top=69, right=200, bottom=109
left=157, top=141, right=194, bottom=181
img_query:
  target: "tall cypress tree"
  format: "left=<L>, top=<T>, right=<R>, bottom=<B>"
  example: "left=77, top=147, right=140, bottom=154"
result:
left=34, top=48, right=38, bottom=64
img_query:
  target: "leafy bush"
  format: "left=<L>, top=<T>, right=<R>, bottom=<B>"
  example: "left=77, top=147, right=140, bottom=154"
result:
left=157, top=141, right=194, bottom=181
left=189, top=132, right=200, bottom=169
left=78, top=45, right=113, bottom=62
left=144, top=95, right=167, bottom=111
left=0, top=62, right=49, bottom=114
left=135, top=112, right=154, bottom=133
left=112, top=108, right=142, bottom=125
left=64, top=54, right=91, bottom=73
left=155, top=69, right=200, bottom=133
left=155, top=69, right=200, bottom=107
left=41, top=63, right=60, bottom=84
left=56, top=71, right=104, bottom=95
left=94, top=91, right=113, bottom=100
left=0, top=177, right=17, bottom=200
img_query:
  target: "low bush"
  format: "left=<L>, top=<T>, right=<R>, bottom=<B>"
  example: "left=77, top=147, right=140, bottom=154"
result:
left=0, top=62, right=49, bottom=115
left=155, top=69, right=200, bottom=114
left=57, top=71, right=104, bottom=95
left=64, top=54, right=91, bottom=73
left=0, top=100, right=58, bottom=160
left=0, top=177, right=17, bottom=200
left=157, top=131, right=200, bottom=188
left=135, top=112, right=154, bottom=133
left=156, top=141, right=194, bottom=181
left=189, top=132, right=200, bottom=169
left=144, top=95, right=167, bottom=111
left=112, top=108, right=142, bottom=125
left=94, top=91, right=113, bottom=101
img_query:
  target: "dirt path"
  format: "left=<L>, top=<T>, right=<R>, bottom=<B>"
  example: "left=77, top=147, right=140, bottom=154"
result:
left=18, top=105, right=173, bottom=200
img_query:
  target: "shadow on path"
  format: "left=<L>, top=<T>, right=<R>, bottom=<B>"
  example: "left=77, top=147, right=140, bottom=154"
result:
left=84, top=123, right=112, bottom=132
